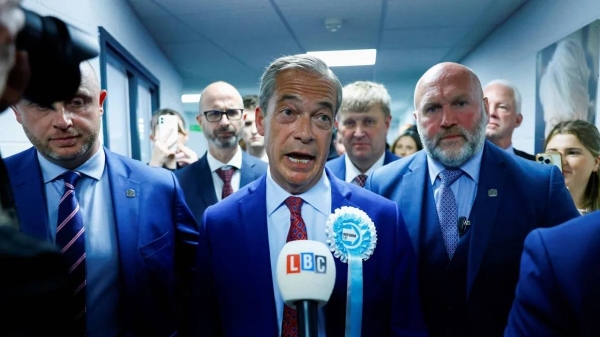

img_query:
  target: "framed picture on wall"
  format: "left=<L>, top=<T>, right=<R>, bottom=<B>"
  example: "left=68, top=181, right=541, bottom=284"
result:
left=534, top=20, right=600, bottom=153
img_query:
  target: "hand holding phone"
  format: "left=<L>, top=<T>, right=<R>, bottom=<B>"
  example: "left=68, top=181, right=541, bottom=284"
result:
left=535, top=152, right=563, bottom=172
left=157, top=115, right=179, bottom=152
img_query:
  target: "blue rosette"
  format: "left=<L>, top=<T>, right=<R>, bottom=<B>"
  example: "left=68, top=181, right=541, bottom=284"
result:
left=325, top=206, right=377, bottom=337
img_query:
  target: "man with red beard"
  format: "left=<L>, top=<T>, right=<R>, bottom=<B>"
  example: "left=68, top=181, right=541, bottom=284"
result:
left=367, top=62, right=579, bottom=337
left=175, top=81, right=267, bottom=224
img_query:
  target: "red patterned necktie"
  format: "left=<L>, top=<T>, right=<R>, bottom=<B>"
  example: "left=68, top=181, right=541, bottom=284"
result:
left=281, top=196, right=308, bottom=337
left=216, top=167, right=236, bottom=199
left=351, top=174, right=368, bottom=188
left=55, top=170, right=86, bottom=335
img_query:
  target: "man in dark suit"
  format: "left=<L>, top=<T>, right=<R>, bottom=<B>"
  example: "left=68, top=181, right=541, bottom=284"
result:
left=326, top=81, right=399, bottom=187
left=505, top=211, right=600, bottom=337
left=0, top=3, right=72, bottom=336
left=193, top=55, right=426, bottom=336
left=484, top=79, right=535, bottom=160
left=367, top=62, right=579, bottom=337
left=175, top=81, right=267, bottom=225
left=6, top=62, right=198, bottom=336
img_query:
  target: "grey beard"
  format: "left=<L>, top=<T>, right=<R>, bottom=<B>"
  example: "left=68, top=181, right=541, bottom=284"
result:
left=205, top=130, right=242, bottom=149
left=418, top=112, right=488, bottom=168
left=22, top=126, right=97, bottom=162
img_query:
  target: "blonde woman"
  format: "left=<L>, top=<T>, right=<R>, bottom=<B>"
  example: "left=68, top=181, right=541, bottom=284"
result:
left=545, top=120, right=600, bottom=214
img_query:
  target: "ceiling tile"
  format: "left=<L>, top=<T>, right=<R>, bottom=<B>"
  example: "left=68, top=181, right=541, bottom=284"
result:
left=385, top=0, right=492, bottom=29
left=380, top=27, right=469, bottom=49
left=127, top=0, right=167, bottom=17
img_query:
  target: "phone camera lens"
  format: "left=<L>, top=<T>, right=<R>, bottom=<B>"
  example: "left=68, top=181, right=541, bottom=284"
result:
left=544, top=159, right=551, bottom=164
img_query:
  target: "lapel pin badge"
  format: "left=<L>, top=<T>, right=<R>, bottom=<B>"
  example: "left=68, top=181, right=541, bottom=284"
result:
left=126, top=189, right=136, bottom=198
left=488, top=189, right=498, bottom=197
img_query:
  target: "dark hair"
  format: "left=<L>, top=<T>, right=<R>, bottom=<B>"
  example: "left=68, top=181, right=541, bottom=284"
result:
left=392, top=125, right=423, bottom=153
left=545, top=120, right=600, bottom=212
left=150, top=108, right=187, bottom=134
left=243, top=95, right=258, bottom=110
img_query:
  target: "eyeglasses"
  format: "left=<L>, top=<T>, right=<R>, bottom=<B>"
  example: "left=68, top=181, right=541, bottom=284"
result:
left=202, top=109, right=244, bottom=122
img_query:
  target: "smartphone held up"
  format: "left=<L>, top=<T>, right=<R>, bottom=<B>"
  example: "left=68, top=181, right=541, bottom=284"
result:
left=157, top=115, right=179, bottom=152
left=536, top=152, right=563, bottom=172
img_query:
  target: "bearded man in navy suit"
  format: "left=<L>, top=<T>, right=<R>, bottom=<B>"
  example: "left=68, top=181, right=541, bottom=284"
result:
left=6, top=62, right=198, bottom=336
left=367, top=62, right=579, bottom=337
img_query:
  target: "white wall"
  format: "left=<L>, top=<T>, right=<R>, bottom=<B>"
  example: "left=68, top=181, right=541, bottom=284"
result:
left=461, top=0, right=600, bottom=154
left=0, top=0, right=184, bottom=157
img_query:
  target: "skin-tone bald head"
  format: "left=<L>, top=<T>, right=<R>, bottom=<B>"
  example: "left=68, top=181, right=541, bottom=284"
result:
left=13, top=61, right=107, bottom=169
left=196, top=81, right=245, bottom=163
left=412, top=62, right=489, bottom=167
left=414, top=62, right=483, bottom=110
left=80, top=61, right=101, bottom=93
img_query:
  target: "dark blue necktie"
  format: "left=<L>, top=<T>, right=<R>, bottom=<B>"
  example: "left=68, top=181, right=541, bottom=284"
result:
left=55, top=170, right=86, bottom=335
left=436, top=169, right=463, bottom=259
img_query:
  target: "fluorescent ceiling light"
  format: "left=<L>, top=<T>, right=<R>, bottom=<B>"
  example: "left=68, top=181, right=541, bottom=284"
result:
left=181, top=94, right=201, bottom=103
left=306, top=49, right=376, bottom=67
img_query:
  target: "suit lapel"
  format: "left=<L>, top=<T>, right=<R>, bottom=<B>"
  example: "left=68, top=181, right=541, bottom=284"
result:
left=197, top=154, right=218, bottom=207
left=10, top=149, right=49, bottom=240
left=400, top=152, right=428, bottom=258
left=325, top=155, right=345, bottom=181
left=240, top=152, right=258, bottom=187
left=325, top=171, right=352, bottom=330
left=467, top=144, right=506, bottom=297
left=383, top=150, right=399, bottom=164
left=238, top=176, right=278, bottom=333
left=104, top=150, right=140, bottom=293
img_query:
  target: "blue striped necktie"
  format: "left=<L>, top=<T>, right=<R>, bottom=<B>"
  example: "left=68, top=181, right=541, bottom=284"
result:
left=56, top=170, right=86, bottom=335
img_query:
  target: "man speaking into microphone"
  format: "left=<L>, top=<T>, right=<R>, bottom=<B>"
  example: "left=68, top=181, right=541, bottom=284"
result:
left=193, top=54, right=426, bottom=336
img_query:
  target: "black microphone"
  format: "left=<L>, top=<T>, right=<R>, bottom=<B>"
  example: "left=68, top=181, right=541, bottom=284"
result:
left=276, top=240, right=336, bottom=337
left=457, top=216, right=470, bottom=238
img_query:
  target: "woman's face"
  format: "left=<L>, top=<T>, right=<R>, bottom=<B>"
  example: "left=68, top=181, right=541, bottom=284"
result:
left=545, top=133, right=600, bottom=193
left=394, top=136, right=418, bottom=157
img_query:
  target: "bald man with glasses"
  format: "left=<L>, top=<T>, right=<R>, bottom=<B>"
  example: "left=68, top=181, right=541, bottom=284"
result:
left=175, top=81, right=267, bottom=225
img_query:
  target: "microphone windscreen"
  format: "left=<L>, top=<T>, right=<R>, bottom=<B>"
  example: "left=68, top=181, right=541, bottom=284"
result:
left=276, top=240, right=336, bottom=309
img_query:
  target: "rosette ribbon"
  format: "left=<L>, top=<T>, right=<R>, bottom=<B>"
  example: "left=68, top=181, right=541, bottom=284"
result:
left=325, top=206, right=377, bottom=337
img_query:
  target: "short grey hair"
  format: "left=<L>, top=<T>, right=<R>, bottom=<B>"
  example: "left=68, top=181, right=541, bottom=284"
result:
left=339, top=81, right=391, bottom=118
left=259, top=54, right=343, bottom=116
left=485, top=79, right=522, bottom=115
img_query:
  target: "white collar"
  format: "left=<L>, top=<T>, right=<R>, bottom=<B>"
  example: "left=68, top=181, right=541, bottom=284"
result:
left=206, top=146, right=243, bottom=172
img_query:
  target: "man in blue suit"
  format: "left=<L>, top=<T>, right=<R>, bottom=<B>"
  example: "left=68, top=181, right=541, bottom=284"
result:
left=505, top=211, right=600, bottom=336
left=6, top=62, right=198, bottom=336
left=367, top=62, right=579, bottom=337
left=326, top=81, right=399, bottom=187
left=175, top=81, right=267, bottom=224
left=193, top=55, right=426, bottom=336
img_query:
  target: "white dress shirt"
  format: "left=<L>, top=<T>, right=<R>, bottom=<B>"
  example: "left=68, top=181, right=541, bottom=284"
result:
left=344, top=151, right=386, bottom=183
left=266, top=169, right=331, bottom=336
left=38, top=149, right=120, bottom=336
left=206, top=146, right=243, bottom=201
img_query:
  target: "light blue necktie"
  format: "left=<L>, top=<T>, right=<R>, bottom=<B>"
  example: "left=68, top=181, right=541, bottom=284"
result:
left=436, top=169, right=463, bottom=259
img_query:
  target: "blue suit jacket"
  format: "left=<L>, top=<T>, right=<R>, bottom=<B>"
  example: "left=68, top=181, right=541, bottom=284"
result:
left=367, top=141, right=580, bottom=336
left=326, top=150, right=399, bottom=181
left=175, top=150, right=267, bottom=225
left=193, top=168, right=426, bottom=336
left=505, top=211, right=600, bottom=337
left=5, top=147, right=199, bottom=337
